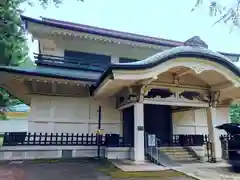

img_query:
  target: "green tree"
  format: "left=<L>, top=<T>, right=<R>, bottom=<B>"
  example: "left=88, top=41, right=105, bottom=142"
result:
left=0, top=0, right=30, bottom=66
left=230, top=104, right=240, bottom=123
left=0, top=88, right=22, bottom=120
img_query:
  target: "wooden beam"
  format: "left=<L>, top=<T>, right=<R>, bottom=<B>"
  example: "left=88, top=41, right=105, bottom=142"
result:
left=172, top=107, right=196, bottom=113
left=211, top=81, right=234, bottom=91
left=32, top=80, right=37, bottom=93
left=148, top=82, right=209, bottom=93
left=52, top=81, right=56, bottom=94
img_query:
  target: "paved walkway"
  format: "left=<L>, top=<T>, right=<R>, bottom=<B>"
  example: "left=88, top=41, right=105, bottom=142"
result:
left=0, top=159, right=108, bottom=180
left=0, top=159, right=193, bottom=180
left=1, top=159, right=239, bottom=180
left=174, top=163, right=240, bottom=180
left=0, top=168, right=24, bottom=180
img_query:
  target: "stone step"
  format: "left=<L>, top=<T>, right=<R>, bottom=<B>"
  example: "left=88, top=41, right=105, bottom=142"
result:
left=162, top=151, right=190, bottom=155
left=159, top=147, right=184, bottom=150
left=159, top=147, right=200, bottom=163
left=159, top=148, right=187, bottom=152
left=170, top=156, right=198, bottom=161
left=165, top=153, right=194, bottom=158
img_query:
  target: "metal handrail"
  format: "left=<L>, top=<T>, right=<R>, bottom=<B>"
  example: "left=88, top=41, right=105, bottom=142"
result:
left=144, top=132, right=161, bottom=163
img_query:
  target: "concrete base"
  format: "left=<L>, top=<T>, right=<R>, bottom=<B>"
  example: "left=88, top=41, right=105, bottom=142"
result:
left=110, top=159, right=168, bottom=172
left=0, top=146, right=104, bottom=161
left=132, top=160, right=147, bottom=165
left=105, top=147, right=131, bottom=159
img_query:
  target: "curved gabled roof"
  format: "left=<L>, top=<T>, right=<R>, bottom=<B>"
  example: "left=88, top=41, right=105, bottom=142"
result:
left=96, top=46, right=240, bottom=88
left=112, top=46, right=240, bottom=74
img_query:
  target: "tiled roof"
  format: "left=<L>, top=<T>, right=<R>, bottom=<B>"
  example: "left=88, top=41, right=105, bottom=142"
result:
left=0, top=66, right=102, bottom=84
left=116, top=46, right=236, bottom=66
left=22, top=16, right=240, bottom=56
left=22, top=15, right=183, bottom=47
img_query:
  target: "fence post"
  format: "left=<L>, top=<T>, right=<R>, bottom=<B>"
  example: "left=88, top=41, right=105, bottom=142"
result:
left=66, top=133, right=69, bottom=145
left=86, top=134, right=89, bottom=145
left=90, top=133, right=94, bottom=145
left=27, top=132, right=31, bottom=145
left=71, top=133, right=74, bottom=145
left=50, top=133, right=54, bottom=145
left=33, top=133, right=36, bottom=145
left=55, top=133, right=58, bottom=145
left=81, top=133, right=84, bottom=145
left=76, top=133, right=79, bottom=145
left=60, top=133, right=64, bottom=145
left=39, top=133, right=42, bottom=145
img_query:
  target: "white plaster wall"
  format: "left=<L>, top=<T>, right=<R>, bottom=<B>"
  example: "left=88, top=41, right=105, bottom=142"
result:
left=212, top=107, right=230, bottom=140
left=172, top=107, right=230, bottom=135
left=39, top=37, right=160, bottom=62
left=0, top=120, right=28, bottom=133
left=173, top=109, right=208, bottom=135
left=28, top=95, right=122, bottom=135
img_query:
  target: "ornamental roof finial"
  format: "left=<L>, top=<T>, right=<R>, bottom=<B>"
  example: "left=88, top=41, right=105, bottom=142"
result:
left=184, top=36, right=208, bottom=49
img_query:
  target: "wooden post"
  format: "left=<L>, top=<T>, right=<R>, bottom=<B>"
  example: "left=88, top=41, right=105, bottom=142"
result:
left=97, top=106, right=102, bottom=158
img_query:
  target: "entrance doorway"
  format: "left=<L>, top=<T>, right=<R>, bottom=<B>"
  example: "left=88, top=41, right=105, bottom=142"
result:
left=144, top=104, right=172, bottom=145
left=122, top=104, right=173, bottom=147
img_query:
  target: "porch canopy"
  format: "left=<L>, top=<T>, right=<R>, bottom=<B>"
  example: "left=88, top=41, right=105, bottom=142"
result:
left=0, top=65, right=102, bottom=105
left=94, top=38, right=240, bottom=107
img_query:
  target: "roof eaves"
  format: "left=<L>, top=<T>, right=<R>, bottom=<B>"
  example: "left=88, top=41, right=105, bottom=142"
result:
left=0, top=66, right=98, bottom=84
left=21, top=15, right=183, bottom=48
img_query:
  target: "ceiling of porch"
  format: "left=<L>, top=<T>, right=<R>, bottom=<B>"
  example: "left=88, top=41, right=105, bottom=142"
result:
left=151, top=66, right=229, bottom=88
left=0, top=72, right=91, bottom=105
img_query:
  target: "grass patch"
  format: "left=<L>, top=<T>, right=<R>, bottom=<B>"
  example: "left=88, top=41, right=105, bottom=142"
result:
left=30, top=159, right=61, bottom=164
left=30, top=157, right=94, bottom=164
left=98, top=161, right=188, bottom=179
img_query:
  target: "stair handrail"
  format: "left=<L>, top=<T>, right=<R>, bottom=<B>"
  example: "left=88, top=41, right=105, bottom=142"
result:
left=144, top=132, right=161, bottom=164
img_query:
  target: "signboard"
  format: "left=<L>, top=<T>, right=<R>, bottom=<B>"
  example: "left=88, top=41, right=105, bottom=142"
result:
left=137, top=126, right=144, bottom=131
left=148, top=134, right=156, bottom=147
left=96, top=129, right=104, bottom=135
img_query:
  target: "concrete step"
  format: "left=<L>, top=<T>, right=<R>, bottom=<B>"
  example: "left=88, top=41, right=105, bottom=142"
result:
left=159, top=147, right=184, bottom=150
left=162, top=151, right=190, bottom=155
left=169, top=156, right=198, bottom=161
left=159, top=147, right=200, bottom=163
left=165, top=153, right=194, bottom=158
left=159, top=148, right=187, bottom=152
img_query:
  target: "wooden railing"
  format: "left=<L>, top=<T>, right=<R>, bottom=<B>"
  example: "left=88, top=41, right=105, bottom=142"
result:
left=3, top=132, right=128, bottom=147
left=3, top=133, right=209, bottom=147
left=34, top=53, right=108, bottom=72
left=3, top=132, right=105, bottom=146
left=161, top=134, right=208, bottom=147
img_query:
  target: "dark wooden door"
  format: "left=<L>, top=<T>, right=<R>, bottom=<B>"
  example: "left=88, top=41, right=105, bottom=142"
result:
left=144, top=104, right=172, bottom=145
left=122, top=106, right=134, bottom=146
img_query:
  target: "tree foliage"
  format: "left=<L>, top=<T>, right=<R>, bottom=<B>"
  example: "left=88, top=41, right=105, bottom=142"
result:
left=0, top=88, right=22, bottom=120
left=230, top=104, right=240, bottom=123
left=193, top=0, right=240, bottom=27
left=0, top=0, right=29, bottom=66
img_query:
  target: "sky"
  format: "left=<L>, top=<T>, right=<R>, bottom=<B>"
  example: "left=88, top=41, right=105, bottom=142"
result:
left=21, top=0, right=240, bottom=57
